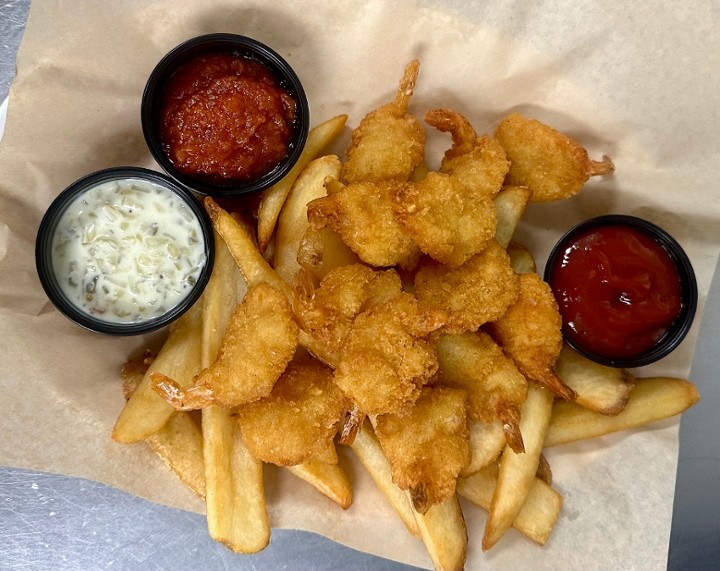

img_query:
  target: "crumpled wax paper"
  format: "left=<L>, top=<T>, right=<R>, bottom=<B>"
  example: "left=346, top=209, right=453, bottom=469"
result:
left=1, top=1, right=719, bottom=569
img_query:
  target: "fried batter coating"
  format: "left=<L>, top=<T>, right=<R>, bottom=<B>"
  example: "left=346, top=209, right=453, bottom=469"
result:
left=334, top=292, right=445, bottom=416
left=307, top=177, right=421, bottom=269
left=236, top=356, right=350, bottom=466
left=342, top=60, right=425, bottom=184
left=414, top=240, right=519, bottom=333
left=494, top=112, right=614, bottom=202
left=487, top=272, right=576, bottom=400
left=425, top=108, right=510, bottom=200
left=389, top=109, right=510, bottom=268
left=152, top=282, right=299, bottom=409
left=435, top=331, right=527, bottom=453
left=297, top=264, right=403, bottom=360
left=374, top=386, right=470, bottom=513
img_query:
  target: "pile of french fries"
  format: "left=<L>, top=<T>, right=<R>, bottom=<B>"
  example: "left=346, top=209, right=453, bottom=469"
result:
left=111, top=103, right=699, bottom=570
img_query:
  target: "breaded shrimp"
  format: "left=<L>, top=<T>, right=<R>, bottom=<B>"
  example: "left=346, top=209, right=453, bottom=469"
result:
left=414, top=240, right=519, bottom=333
left=374, top=385, right=470, bottom=513
left=236, top=356, right=350, bottom=466
left=341, top=60, right=426, bottom=184
left=435, top=331, right=527, bottom=453
left=487, top=272, right=576, bottom=401
left=307, top=177, right=421, bottom=269
left=493, top=112, right=614, bottom=202
left=151, top=283, right=298, bottom=409
left=333, top=292, right=445, bottom=416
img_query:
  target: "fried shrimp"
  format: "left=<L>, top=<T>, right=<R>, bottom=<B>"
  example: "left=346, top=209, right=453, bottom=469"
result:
left=333, top=292, right=445, bottom=416
left=414, top=239, right=519, bottom=333
left=494, top=112, right=614, bottom=202
left=307, top=177, right=421, bottom=269
left=152, top=282, right=299, bottom=409
left=435, top=331, right=527, bottom=453
left=374, top=385, right=470, bottom=513
left=297, top=264, right=403, bottom=360
left=236, top=356, right=350, bottom=466
left=341, top=60, right=425, bottom=184
left=487, top=272, right=576, bottom=401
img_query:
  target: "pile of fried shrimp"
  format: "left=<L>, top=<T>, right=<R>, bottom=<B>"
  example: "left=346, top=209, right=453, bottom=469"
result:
left=112, top=60, right=699, bottom=570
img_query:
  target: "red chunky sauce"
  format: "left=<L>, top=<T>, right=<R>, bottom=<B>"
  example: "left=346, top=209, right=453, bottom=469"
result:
left=548, top=224, right=683, bottom=359
left=158, top=52, right=297, bottom=184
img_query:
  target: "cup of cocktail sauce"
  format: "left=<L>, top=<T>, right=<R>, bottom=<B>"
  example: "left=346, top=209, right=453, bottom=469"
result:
left=141, top=34, right=310, bottom=197
left=544, top=215, right=697, bottom=368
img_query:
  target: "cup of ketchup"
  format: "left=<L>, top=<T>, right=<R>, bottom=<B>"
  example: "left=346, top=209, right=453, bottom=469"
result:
left=544, top=215, right=697, bottom=368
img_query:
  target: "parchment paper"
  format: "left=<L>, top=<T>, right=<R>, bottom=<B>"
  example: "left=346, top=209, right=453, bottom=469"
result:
left=1, top=1, right=719, bottom=569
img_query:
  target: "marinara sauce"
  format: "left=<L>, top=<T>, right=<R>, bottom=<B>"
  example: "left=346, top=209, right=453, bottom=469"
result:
left=547, top=223, right=683, bottom=360
left=158, top=52, right=297, bottom=184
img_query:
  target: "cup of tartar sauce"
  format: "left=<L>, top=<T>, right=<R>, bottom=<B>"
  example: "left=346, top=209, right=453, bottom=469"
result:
left=36, top=167, right=215, bottom=335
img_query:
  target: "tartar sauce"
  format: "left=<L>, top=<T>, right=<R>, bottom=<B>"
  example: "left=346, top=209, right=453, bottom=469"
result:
left=51, top=178, right=207, bottom=323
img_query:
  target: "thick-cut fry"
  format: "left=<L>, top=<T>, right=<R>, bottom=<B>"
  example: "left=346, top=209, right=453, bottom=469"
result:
left=350, top=422, right=421, bottom=537
left=287, top=460, right=353, bottom=510
left=483, top=383, right=555, bottom=550
left=297, top=226, right=360, bottom=281
left=462, top=420, right=506, bottom=477
left=494, top=185, right=533, bottom=249
left=274, top=155, right=343, bottom=284
left=545, top=376, right=699, bottom=447
left=257, top=114, right=349, bottom=252
left=112, top=301, right=203, bottom=444
left=204, top=406, right=270, bottom=553
left=555, top=344, right=634, bottom=416
left=457, top=463, right=562, bottom=546
left=506, top=241, right=537, bottom=275
left=411, top=494, right=468, bottom=571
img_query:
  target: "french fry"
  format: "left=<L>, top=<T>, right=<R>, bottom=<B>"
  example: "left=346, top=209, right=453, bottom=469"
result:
left=411, top=494, right=468, bottom=571
left=274, top=154, right=343, bottom=284
left=146, top=412, right=206, bottom=498
left=483, top=383, right=554, bottom=550
left=350, top=421, right=421, bottom=537
left=287, top=459, right=353, bottom=510
left=461, top=420, right=507, bottom=477
left=506, top=241, right=537, bottom=275
left=297, top=226, right=360, bottom=281
left=457, top=463, right=562, bottom=546
left=494, top=185, right=533, bottom=249
left=257, top=114, right=348, bottom=252
left=555, top=344, right=634, bottom=416
left=545, top=376, right=699, bottom=447
left=112, top=301, right=203, bottom=444
left=200, top=231, right=270, bottom=553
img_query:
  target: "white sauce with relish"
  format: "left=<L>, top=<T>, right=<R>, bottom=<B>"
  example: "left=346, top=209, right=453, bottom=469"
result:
left=51, top=178, right=207, bottom=324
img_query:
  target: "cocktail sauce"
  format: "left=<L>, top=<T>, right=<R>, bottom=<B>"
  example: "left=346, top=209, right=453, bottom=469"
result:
left=547, top=223, right=683, bottom=360
left=158, top=52, right=297, bottom=184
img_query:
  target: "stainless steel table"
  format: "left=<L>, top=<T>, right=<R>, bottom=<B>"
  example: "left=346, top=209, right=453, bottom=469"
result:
left=2, top=2, right=719, bottom=570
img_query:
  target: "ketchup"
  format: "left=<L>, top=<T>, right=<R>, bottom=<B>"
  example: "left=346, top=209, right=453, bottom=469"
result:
left=158, top=52, right=297, bottom=184
left=547, top=223, right=683, bottom=360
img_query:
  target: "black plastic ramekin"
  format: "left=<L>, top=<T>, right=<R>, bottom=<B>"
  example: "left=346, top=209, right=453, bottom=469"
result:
left=544, top=214, right=697, bottom=368
left=35, top=167, right=215, bottom=335
left=141, top=33, right=310, bottom=197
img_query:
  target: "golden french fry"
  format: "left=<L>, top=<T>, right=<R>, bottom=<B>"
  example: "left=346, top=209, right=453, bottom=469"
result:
left=350, top=421, right=420, bottom=538
left=297, top=226, right=360, bottom=281
left=457, top=463, right=562, bottom=546
left=287, top=458, right=353, bottom=510
left=506, top=241, right=537, bottom=275
left=555, top=344, right=634, bottom=416
left=411, top=494, right=468, bottom=571
left=205, top=197, right=293, bottom=299
left=203, top=406, right=270, bottom=553
left=483, top=383, right=554, bottom=550
left=494, top=185, right=533, bottom=249
left=545, top=376, right=700, bottom=447
left=112, top=301, right=203, bottom=444
left=274, top=155, right=343, bottom=284
left=146, top=412, right=206, bottom=498
left=258, top=114, right=349, bottom=252
left=461, top=420, right=506, bottom=478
